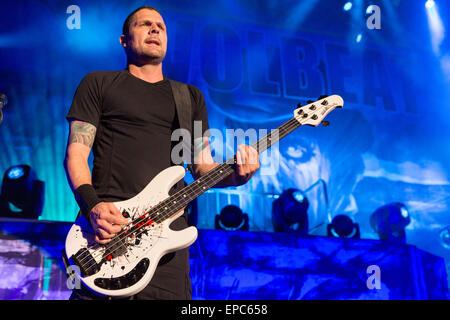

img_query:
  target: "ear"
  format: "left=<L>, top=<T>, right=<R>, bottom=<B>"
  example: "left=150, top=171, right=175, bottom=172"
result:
left=119, top=35, right=127, bottom=48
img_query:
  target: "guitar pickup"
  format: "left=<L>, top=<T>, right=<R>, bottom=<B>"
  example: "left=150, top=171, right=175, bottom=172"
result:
left=71, top=248, right=100, bottom=277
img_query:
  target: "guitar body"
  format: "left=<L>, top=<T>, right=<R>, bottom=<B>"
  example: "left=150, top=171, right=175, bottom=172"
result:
left=64, top=165, right=198, bottom=297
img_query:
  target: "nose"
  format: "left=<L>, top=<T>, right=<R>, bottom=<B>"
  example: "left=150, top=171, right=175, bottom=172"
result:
left=149, top=23, right=159, bottom=34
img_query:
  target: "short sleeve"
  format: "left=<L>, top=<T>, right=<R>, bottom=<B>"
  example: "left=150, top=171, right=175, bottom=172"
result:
left=66, top=72, right=103, bottom=127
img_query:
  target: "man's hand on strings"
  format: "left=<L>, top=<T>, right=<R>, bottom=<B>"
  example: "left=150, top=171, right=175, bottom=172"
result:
left=232, top=144, right=260, bottom=186
left=89, top=202, right=128, bottom=244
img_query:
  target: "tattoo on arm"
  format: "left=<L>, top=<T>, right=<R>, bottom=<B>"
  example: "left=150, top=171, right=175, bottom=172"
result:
left=69, top=121, right=97, bottom=148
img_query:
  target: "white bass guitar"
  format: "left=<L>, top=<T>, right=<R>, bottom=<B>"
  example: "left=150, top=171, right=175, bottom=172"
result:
left=63, top=95, right=344, bottom=297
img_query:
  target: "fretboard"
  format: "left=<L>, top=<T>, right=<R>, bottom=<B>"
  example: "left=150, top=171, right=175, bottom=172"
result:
left=148, top=117, right=302, bottom=223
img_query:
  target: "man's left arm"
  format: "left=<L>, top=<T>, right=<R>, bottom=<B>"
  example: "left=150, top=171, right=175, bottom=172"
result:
left=191, top=137, right=260, bottom=187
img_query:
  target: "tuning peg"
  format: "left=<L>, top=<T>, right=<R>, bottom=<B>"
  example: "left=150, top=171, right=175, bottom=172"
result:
left=321, top=121, right=330, bottom=127
left=297, top=102, right=302, bottom=108
left=318, top=95, right=328, bottom=100
left=307, top=100, right=314, bottom=104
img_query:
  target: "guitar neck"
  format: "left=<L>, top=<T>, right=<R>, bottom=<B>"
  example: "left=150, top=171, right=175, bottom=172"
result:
left=251, top=117, right=300, bottom=153
left=151, top=117, right=301, bottom=223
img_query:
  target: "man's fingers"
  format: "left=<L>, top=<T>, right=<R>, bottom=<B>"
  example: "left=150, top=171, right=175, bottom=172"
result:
left=90, top=202, right=129, bottom=244
left=108, top=213, right=129, bottom=226
left=108, top=202, right=121, bottom=216
left=108, top=203, right=129, bottom=225
left=95, top=227, right=115, bottom=240
left=238, top=145, right=249, bottom=164
left=237, top=145, right=259, bottom=165
left=94, top=234, right=111, bottom=244
left=98, top=219, right=122, bottom=234
left=249, top=146, right=259, bottom=166
left=236, top=148, right=243, bottom=165
left=236, top=149, right=246, bottom=176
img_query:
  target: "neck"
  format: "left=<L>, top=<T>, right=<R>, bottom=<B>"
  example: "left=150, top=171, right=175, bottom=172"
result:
left=127, top=63, right=164, bottom=83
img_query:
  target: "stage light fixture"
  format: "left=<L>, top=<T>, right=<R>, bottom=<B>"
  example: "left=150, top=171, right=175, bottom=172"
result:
left=356, top=33, right=362, bottom=43
left=327, top=214, right=360, bottom=239
left=343, top=2, right=353, bottom=11
left=271, top=188, right=309, bottom=235
left=439, top=226, right=450, bottom=249
left=370, top=202, right=410, bottom=242
left=0, top=164, right=45, bottom=219
left=215, top=205, right=249, bottom=231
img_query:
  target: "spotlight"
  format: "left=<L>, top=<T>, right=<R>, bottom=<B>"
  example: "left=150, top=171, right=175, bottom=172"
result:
left=425, top=0, right=444, bottom=56
left=343, top=2, right=353, bottom=11
left=439, top=226, right=450, bottom=249
left=356, top=33, right=362, bottom=43
left=0, top=164, right=45, bottom=219
left=327, top=214, right=360, bottom=239
left=7, top=166, right=26, bottom=179
left=370, top=202, right=410, bottom=242
left=272, top=188, right=309, bottom=235
left=425, top=0, right=435, bottom=9
left=215, top=205, right=249, bottom=231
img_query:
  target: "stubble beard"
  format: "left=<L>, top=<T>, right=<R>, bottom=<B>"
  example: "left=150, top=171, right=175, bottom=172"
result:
left=129, top=45, right=166, bottom=66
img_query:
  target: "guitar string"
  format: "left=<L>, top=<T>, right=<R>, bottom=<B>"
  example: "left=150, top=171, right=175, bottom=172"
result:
left=75, top=163, right=236, bottom=268
left=110, top=117, right=301, bottom=234
left=76, top=106, right=329, bottom=271
left=76, top=104, right=332, bottom=271
left=76, top=116, right=305, bottom=271
left=75, top=118, right=302, bottom=270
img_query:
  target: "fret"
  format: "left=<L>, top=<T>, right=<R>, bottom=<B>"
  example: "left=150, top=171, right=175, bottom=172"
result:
left=136, top=117, right=302, bottom=225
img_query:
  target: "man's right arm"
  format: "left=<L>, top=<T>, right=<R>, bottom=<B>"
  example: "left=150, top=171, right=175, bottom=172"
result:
left=65, top=120, right=96, bottom=190
left=64, top=120, right=127, bottom=244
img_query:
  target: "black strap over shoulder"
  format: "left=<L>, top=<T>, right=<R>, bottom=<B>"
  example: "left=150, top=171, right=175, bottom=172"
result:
left=168, top=79, right=194, bottom=173
left=169, top=79, right=192, bottom=135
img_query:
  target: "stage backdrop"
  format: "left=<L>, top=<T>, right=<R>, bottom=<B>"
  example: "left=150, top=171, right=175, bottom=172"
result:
left=1, top=1, right=449, bottom=287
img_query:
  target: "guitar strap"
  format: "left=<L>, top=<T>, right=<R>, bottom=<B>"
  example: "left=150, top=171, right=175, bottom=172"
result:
left=168, top=79, right=194, bottom=174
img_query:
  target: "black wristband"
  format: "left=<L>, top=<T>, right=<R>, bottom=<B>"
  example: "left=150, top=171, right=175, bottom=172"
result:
left=74, top=184, right=101, bottom=220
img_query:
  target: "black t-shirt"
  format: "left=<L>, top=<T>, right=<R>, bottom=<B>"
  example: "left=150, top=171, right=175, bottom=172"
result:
left=66, top=70, right=209, bottom=203
left=67, top=70, right=209, bottom=299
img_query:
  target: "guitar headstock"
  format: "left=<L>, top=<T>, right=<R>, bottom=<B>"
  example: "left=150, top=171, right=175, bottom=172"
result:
left=293, top=95, right=344, bottom=127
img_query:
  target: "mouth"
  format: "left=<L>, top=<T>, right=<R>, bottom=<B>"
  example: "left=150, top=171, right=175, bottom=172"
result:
left=145, top=38, right=160, bottom=46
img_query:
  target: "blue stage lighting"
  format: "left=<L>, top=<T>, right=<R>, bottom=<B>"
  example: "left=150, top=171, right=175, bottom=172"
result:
left=425, top=0, right=435, bottom=9
left=215, top=205, right=249, bottom=231
left=425, top=0, right=444, bottom=56
left=272, top=188, right=309, bottom=235
left=7, top=166, right=25, bottom=180
left=292, top=190, right=305, bottom=202
left=343, top=2, right=353, bottom=11
left=400, top=206, right=409, bottom=219
left=327, top=214, right=360, bottom=239
left=0, top=164, right=45, bottom=219
left=440, top=226, right=450, bottom=249
left=370, top=202, right=411, bottom=242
